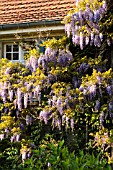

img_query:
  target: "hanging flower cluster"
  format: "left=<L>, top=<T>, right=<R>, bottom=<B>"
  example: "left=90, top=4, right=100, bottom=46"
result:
left=64, top=0, right=107, bottom=49
left=38, top=82, right=79, bottom=131
left=0, top=50, right=74, bottom=144
left=26, top=48, right=73, bottom=72
left=79, top=68, right=113, bottom=125
left=0, top=52, right=111, bottom=140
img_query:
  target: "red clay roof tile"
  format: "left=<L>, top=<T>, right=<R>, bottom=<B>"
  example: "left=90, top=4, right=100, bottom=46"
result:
left=0, top=0, right=75, bottom=25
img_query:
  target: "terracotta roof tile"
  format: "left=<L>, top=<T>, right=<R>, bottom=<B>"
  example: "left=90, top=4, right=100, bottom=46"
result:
left=0, top=0, right=75, bottom=25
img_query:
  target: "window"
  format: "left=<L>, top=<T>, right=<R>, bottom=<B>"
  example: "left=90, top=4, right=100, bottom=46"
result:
left=5, top=44, right=19, bottom=60
left=4, top=44, right=24, bottom=62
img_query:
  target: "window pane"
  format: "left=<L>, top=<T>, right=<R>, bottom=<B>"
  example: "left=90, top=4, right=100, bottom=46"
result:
left=13, top=53, right=19, bottom=60
left=6, top=53, right=11, bottom=60
left=13, top=45, right=19, bottom=52
left=6, top=45, right=11, bottom=52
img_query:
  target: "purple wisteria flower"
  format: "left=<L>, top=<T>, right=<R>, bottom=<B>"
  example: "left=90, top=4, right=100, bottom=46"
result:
left=65, top=117, right=69, bottom=130
left=34, top=85, right=41, bottom=97
left=99, top=85, right=103, bottom=97
left=57, top=119, right=61, bottom=130
left=106, top=85, right=112, bottom=96
left=83, top=89, right=87, bottom=96
left=39, top=109, right=51, bottom=124
left=72, top=77, right=79, bottom=88
left=62, top=115, right=66, bottom=125
left=28, top=92, right=33, bottom=104
left=65, top=24, right=71, bottom=37
left=58, top=50, right=73, bottom=67
left=77, top=63, right=90, bottom=73
left=52, top=95, right=57, bottom=106
left=26, top=115, right=32, bottom=126
left=45, top=47, right=52, bottom=56
left=107, top=39, right=111, bottom=46
left=80, top=32, right=84, bottom=50
left=95, top=100, right=100, bottom=111
left=22, top=152, right=27, bottom=163
left=17, top=88, right=22, bottom=111
left=56, top=97, right=62, bottom=107
left=20, top=123, right=24, bottom=130
left=94, top=34, right=101, bottom=47
left=24, top=93, right=28, bottom=108
left=100, top=112, right=105, bottom=126
left=29, top=55, right=38, bottom=72
left=8, top=89, right=13, bottom=101
left=48, top=99, right=52, bottom=106
left=5, top=128, right=10, bottom=137
left=108, top=101, right=113, bottom=118
left=102, top=1, right=107, bottom=11
left=27, top=152, right=31, bottom=159
left=88, top=84, right=96, bottom=100
left=0, top=134, right=4, bottom=140
left=85, top=36, right=90, bottom=45
left=65, top=1, right=107, bottom=49
left=1, top=90, right=7, bottom=103
left=5, top=67, right=11, bottom=74
left=70, top=118, right=74, bottom=131
left=58, top=106, right=64, bottom=116
left=96, top=76, right=101, bottom=84
left=16, top=134, right=20, bottom=142
left=10, top=135, right=16, bottom=142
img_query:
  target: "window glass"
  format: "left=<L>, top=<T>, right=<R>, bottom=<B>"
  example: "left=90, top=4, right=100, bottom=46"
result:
left=13, top=53, right=19, bottom=60
left=6, top=53, right=11, bottom=60
left=6, top=45, right=11, bottom=52
left=13, top=45, right=19, bottom=52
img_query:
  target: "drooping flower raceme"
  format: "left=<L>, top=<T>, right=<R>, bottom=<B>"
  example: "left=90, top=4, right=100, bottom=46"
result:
left=64, top=0, right=107, bottom=49
left=17, top=88, right=22, bottom=111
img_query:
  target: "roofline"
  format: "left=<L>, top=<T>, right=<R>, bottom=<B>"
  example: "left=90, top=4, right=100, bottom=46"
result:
left=0, top=20, right=62, bottom=30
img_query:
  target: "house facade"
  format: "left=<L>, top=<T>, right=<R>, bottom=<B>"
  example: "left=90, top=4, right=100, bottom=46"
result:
left=0, top=0, right=75, bottom=62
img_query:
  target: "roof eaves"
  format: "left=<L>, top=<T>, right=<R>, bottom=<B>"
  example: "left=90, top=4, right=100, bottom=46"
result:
left=0, top=19, right=62, bottom=30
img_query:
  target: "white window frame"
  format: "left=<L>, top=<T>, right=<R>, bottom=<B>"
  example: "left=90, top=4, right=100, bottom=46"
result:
left=4, top=43, right=24, bottom=63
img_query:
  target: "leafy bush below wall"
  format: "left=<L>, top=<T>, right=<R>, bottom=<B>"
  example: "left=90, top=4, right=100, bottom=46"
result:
left=21, top=138, right=111, bottom=170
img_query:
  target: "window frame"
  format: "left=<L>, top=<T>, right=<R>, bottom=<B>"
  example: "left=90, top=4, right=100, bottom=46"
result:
left=4, top=43, right=24, bottom=62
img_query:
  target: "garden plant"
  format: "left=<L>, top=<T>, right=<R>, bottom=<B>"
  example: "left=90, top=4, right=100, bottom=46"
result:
left=0, top=0, right=113, bottom=169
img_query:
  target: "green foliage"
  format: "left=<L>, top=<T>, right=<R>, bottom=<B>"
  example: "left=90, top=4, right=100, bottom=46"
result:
left=0, top=140, right=22, bottom=170
left=24, top=48, right=40, bottom=60
left=41, top=36, right=68, bottom=49
left=23, top=138, right=111, bottom=170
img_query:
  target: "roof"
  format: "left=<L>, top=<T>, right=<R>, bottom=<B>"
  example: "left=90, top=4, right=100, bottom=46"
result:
left=0, top=0, right=75, bottom=25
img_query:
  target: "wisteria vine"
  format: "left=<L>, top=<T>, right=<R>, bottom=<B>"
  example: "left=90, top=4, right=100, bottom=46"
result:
left=64, top=0, right=108, bottom=49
